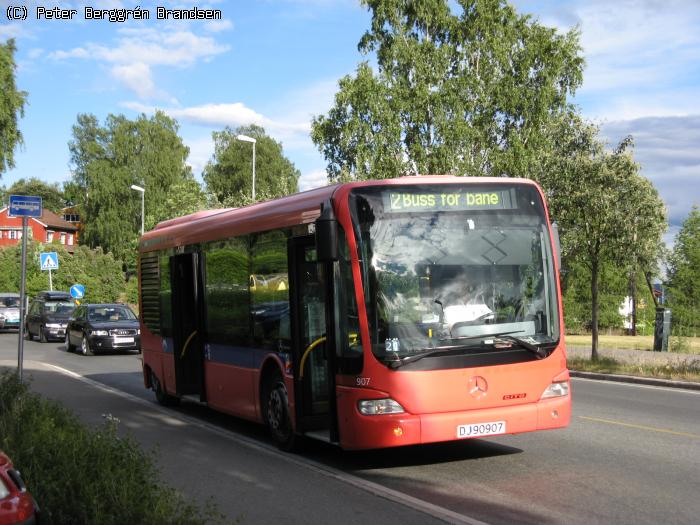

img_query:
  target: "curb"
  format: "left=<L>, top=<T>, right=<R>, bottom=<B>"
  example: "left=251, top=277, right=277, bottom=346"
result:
left=569, top=370, right=700, bottom=391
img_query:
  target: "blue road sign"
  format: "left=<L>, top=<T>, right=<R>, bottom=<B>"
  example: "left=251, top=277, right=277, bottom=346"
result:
left=70, top=284, right=85, bottom=299
left=8, top=195, right=42, bottom=218
left=40, top=252, right=59, bottom=271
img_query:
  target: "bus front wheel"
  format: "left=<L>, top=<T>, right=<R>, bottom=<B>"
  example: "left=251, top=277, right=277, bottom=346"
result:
left=151, top=370, right=179, bottom=407
left=264, top=374, right=295, bottom=451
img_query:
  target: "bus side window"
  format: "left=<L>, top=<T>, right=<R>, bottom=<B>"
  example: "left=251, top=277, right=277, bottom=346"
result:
left=205, top=237, right=251, bottom=346
left=251, top=230, right=291, bottom=350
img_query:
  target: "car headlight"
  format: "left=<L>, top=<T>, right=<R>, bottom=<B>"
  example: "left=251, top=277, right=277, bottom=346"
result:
left=46, top=323, right=61, bottom=328
left=91, top=330, right=109, bottom=336
left=136, top=329, right=141, bottom=335
left=541, top=381, right=570, bottom=399
left=358, top=398, right=405, bottom=415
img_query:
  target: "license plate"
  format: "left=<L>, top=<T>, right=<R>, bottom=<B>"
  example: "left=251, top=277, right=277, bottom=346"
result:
left=457, top=420, right=506, bottom=439
left=114, top=337, right=134, bottom=344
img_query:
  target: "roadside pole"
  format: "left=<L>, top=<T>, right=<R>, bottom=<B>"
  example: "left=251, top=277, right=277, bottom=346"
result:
left=9, top=194, right=43, bottom=383
left=18, top=217, right=28, bottom=382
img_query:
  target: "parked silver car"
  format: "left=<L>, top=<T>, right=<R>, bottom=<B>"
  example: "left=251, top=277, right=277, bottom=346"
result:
left=0, top=293, right=21, bottom=331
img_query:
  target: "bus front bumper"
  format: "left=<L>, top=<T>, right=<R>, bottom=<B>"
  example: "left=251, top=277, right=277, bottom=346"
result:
left=336, top=387, right=570, bottom=450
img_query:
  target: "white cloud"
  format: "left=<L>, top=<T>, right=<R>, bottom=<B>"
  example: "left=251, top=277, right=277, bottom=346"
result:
left=0, top=23, right=30, bottom=39
left=50, top=27, right=229, bottom=67
left=170, top=103, right=267, bottom=127
left=513, top=0, right=700, bottom=120
left=110, top=62, right=177, bottom=103
left=48, top=26, right=230, bottom=100
left=299, top=169, right=330, bottom=191
left=124, top=100, right=311, bottom=143
left=601, top=115, right=700, bottom=227
left=183, top=135, right=215, bottom=178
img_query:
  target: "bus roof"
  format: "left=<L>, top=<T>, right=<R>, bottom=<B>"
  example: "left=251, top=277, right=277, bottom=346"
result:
left=139, top=176, right=540, bottom=252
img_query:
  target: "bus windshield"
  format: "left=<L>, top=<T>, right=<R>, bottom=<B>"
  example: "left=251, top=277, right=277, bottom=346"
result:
left=350, top=184, right=560, bottom=365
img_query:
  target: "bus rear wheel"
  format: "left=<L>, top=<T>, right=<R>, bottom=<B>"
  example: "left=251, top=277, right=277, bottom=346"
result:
left=264, top=374, right=295, bottom=451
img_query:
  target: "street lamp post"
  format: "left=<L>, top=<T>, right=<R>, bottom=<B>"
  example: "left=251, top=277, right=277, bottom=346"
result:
left=236, top=134, right=257, bottom=201
left=130, top=184, right=145, bottom=235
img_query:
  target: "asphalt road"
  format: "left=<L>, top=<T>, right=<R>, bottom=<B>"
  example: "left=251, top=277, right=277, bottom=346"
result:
left=2, top=333, right=699, bottom=524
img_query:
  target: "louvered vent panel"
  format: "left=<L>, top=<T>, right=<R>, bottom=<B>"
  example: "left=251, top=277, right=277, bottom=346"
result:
left=139, top=252, right=160, bottom=335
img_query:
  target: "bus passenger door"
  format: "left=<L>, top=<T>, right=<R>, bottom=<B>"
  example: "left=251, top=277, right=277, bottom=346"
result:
left=289, top=236, right=334, bottom=439
left=170, top=252, right=205, bottom=399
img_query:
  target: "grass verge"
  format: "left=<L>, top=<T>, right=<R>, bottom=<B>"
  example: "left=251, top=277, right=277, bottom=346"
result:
left=0, top=371, right=228, bottom=525
left=565, top=334, right=700, bottom=354
left=568, top=356, right=700, bottom=382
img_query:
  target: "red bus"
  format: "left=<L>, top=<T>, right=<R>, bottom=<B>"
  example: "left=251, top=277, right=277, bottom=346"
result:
left=137, top=176, right=570, bottom=450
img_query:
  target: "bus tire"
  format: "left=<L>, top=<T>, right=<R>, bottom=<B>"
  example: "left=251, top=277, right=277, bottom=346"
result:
left=263, top=373, right=296, bottom=451
left=151, top=370, right=179, bottom=407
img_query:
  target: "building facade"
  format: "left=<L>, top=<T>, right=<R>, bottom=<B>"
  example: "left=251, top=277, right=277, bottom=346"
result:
left=0, top=207, right=79, bottom=253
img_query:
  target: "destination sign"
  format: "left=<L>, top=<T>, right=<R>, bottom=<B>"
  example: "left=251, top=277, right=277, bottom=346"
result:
left=383, top=188, right=516, bottom=212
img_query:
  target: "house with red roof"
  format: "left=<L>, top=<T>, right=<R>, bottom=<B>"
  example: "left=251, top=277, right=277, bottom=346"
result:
left=0, top=207, right=79, bottom=253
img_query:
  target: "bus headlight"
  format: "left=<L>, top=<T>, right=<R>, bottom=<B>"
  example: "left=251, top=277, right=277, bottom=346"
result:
left=358, top=398, right=405, bottom=415
left=540, top=381, right=569, bottom=399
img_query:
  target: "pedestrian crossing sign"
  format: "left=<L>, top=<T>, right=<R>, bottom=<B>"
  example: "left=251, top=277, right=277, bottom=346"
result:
left=40, top=252, right=59, bottom=271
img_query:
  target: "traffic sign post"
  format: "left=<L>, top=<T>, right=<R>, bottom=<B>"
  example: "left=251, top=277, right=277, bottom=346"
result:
left=9, top=195, right=42, bottom=218
left=40, top=252, right=59, bottom=291
left=70, top=284, right=85, bottom=300
left=9, top=195, right=43, bottom=383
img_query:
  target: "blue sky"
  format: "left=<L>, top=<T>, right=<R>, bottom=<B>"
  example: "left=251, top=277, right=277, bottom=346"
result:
left=2, top=0, right=699, bottom=241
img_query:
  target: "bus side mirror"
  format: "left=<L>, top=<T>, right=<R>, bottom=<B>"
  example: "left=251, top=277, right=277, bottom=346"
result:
left=551, top=222, right=562, bottom=270
left=316, top=201, right=338, bottom=262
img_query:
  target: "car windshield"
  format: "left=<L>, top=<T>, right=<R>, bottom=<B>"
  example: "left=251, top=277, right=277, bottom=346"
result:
left=350, top=184, right=560, bottom=364
left=88, top=306, right=136, bottom=322
left=43, top=301, right=75, bottom=315
left=0, top=297, right=19, bottom=308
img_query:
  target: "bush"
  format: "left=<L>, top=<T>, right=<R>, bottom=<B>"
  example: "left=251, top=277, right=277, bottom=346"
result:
left=0, top=241, right=127, bottom=304
left=0, top=371, right=225, bottom=525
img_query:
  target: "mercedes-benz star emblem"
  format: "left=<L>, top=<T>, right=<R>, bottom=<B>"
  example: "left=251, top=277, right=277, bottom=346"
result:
left=469, top=376, right=488, bottom=399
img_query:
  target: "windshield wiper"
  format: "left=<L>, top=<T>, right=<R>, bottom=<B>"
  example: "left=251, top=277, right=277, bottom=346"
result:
left=493, top=334, right=549, bottom=359
left=388, top=330, right=528, bottom=369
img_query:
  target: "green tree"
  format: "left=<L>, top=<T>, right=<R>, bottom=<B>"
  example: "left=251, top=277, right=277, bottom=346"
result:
left=667, top=207, right=700, bottom=336
left=311, top=0, right=584, bottom=181
left=68, top=111, right=205, bottom=270
left=2, top=177, right=66, bottom=212
left=536, top=117, right=666, bottom=358
left=0, top=39, right=28, bottom=175
left=203, top=124, right=299, bottom=207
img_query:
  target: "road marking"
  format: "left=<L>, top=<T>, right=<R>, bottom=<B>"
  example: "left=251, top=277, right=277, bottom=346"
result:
left=571, top=377, right=700, bottom=395
left=17, top=360, right=489, bottom=525
left=579, top=416, right=700, bottom=439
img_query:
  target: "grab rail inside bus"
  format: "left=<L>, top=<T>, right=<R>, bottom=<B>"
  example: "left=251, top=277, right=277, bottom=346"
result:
left=299, top=336, right=326, bottom=379
left=180, top=330, right=198, bottom=359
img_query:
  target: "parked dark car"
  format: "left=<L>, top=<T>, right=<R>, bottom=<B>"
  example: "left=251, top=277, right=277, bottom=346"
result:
left=66, top=304, right=140, bottom=355
left=0, top=293, right=21, bottom=331
left=0, top=449, right=39, bottom=525
left=25, top=291, right=75, bottom=342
